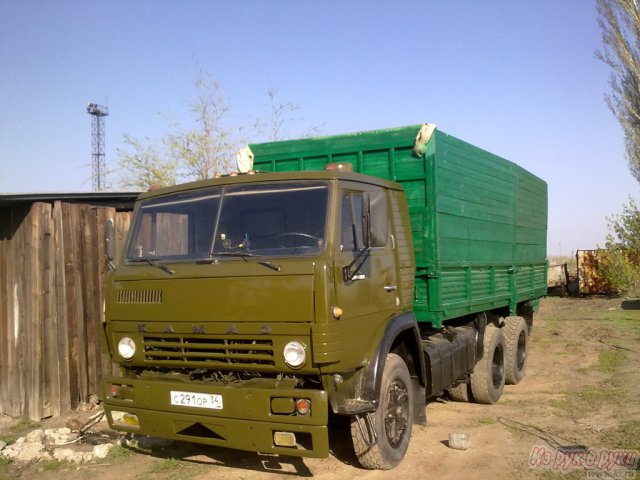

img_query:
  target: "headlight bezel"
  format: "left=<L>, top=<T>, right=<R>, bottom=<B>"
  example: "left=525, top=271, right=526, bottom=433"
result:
left=118, top=336, right=136, bottom=360
left=283, top=340, right=306, bottom=368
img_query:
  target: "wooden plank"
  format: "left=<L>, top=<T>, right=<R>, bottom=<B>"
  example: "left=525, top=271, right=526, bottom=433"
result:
left=62, top=202, right=82, bottom=408
left=2, top=209, right=20, bottom=416
left=53, top=201, right=71, bottom=414
left=82, top=207, right=99, bottom=402
left=0, top=209, right=8, bottom=415
left=3, top=206, right=27, bottom=417
left=23, top=203, right=42, bottom=420
left=15, top=205, right=28, bottom=418
left=74, top=204, right=89, bottom=404
left=32, top=204, right=45, bottom=419
left=40, top=202, right=56, bottom=418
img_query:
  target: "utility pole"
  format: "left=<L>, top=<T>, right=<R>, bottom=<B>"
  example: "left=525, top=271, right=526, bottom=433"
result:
left=86, top=102, right=109, bottom=191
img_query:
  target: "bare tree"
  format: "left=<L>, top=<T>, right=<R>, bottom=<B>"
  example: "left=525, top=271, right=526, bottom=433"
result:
left=166, top=73, right=236, bottom=179
left=596, top=0, right=640, bottom=183
left=251, top=86, right=324, bottom=142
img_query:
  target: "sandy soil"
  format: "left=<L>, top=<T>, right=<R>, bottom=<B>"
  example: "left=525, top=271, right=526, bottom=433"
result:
left=2, top=297, right=639, bottom=480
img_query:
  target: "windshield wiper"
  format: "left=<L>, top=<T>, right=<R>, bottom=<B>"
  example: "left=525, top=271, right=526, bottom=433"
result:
left=130, top=257, right=176, bottom=275
left=197, top=251, right=282, bottom=272
left=198, top=251, right=255, bottom=262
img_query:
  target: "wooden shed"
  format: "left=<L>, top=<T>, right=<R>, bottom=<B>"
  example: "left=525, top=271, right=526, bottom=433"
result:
left=0, top=193, right=138, bottom=420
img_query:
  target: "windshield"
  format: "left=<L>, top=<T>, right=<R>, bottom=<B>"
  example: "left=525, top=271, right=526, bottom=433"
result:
left=126, top=181, right=329, bottom=262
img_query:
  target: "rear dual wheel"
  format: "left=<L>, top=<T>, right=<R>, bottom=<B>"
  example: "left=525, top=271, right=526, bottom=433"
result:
left=468, top=316, right=529, bottom=403
left=470, top=324, right=506, bottom=404
left=504, top=316, right=529, bottom=385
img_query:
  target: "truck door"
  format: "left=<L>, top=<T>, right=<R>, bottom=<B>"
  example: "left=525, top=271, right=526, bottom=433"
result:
left=335, top=186, right=398, bottom=325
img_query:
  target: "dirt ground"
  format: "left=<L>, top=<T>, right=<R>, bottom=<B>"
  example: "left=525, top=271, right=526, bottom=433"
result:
left=2, top=297, right=640, bottom=480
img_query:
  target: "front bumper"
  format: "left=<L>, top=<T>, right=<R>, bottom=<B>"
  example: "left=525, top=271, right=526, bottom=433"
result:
left=102, top=375, right=329, bottom=458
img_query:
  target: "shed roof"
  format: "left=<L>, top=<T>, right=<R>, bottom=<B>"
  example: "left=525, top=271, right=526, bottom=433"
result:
left=0, top=192, right=140, bottom=211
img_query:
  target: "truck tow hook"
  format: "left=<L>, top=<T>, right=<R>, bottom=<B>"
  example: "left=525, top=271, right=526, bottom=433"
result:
left=355, top=412, right=378, bottom=447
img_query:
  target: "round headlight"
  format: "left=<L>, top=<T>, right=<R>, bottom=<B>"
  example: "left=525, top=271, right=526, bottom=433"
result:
left=118, top=337, right=136, bottom=360
left=283, top=341, right=306, bottom=368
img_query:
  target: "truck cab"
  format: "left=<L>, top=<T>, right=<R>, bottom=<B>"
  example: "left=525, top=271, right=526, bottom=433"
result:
left=102, top=168, right=422, bottom=468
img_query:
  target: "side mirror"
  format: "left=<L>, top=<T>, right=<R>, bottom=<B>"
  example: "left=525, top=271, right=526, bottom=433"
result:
left=105, top=219, right=116, bottom=269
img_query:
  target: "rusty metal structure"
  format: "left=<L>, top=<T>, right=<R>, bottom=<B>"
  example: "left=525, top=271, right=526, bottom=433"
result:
left=577, top=250, right=611, bottom=295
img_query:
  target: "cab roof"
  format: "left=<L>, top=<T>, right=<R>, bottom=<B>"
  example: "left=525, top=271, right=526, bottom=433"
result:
left=136, top=169, right=403, bottom=202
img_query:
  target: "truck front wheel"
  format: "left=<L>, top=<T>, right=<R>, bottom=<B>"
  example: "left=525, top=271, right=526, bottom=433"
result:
left=470, top=324, right=506, bottom=404
left=350, top=353, right=413, bottom=470
left=504, top=316, right=528, bottom=385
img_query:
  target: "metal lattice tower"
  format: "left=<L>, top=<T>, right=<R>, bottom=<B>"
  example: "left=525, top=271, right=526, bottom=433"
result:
left=86, top=103, right=109, bottom=191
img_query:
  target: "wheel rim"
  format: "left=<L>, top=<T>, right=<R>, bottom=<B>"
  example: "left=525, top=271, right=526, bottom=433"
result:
left=384, top=380, right=410, bottom=448
left=491, top=344, right=505, bottom=389
left=516, top=330, right=526, bottom=371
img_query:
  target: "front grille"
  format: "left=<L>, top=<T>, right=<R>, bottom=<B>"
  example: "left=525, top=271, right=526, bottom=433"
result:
left=142, top=335, right=275, bottom=367
left=117, top=289, right=163, bottom=304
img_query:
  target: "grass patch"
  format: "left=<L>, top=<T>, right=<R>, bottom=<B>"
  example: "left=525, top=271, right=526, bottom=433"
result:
left=13, top=417, right=41, bottom=432
left=598, top=349, right=625, bottom=372
left=35, top=459, right=74, bottom=473
left=107, top=444, right=134, bottom=460
left=536, top=470, right=584, bottom=480
left=603, top=421, right=640, bottom=450
left=140, top=457, right=205, bottom=480
left=0, top=434, right=19, bottom=446
left=155, top=457, right=182, bottom=470
left=0, top=456, right=13, bottom=468
left=549, top=384, right=627, bottom=418
left=478, top=417, right=496, bottom=425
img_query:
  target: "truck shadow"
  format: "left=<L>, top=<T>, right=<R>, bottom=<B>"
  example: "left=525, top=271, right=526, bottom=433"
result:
left=127, top=440, right=315, bottom=477
left=121, top=415, right=361, bottom=476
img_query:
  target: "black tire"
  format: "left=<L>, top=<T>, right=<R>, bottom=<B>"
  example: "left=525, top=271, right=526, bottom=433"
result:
left=350, top=353, right=413, bottom=470
left=446, top=382, right=471, bottom=402
left=470, top=324, right=506, bottom=404
left=504, top=316, right=528, bottom=385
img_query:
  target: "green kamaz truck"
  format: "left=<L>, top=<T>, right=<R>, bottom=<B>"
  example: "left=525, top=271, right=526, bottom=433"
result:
left=101, top=124, right=547, bottom=469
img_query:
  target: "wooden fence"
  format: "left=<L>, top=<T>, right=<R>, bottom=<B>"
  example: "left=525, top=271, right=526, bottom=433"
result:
left=0, top=201, right=131, bottom=420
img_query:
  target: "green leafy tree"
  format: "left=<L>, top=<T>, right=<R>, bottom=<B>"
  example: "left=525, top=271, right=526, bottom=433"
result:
left=117, top=134, right=178, bottom=190
left=600, top=198, right=640, bottom=296
left=596, top=0, right=640, bottom=183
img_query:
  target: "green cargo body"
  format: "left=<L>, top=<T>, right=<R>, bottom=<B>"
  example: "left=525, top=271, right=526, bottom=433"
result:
left=250, top=125, right=548, bottom=327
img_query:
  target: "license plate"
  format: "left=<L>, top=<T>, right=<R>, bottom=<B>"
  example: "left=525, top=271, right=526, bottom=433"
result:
left=170, top=391, right=223, bottom=410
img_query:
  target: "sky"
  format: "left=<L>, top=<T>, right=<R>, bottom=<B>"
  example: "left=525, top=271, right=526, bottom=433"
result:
left=0, top=0, right=638, bottom=256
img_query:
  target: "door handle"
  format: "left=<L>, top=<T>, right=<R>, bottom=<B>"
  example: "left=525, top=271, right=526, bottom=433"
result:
left=383, top=285, right=397, bottom=292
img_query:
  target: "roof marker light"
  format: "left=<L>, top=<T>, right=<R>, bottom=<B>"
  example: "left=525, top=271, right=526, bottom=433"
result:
left=324, top=162, right=353, bottom=171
